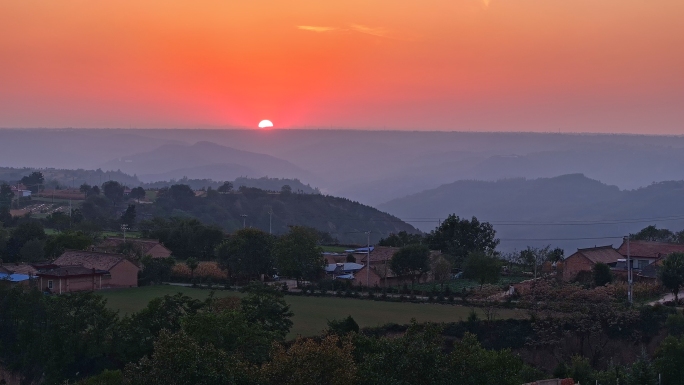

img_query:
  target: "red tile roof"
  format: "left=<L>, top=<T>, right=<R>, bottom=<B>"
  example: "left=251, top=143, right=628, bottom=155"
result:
left=572, top=245, right=623, bottom=265
left=616, top=240, right=684, bottom=259
left=36, top=265, right=108, bottom=278
left=0, top=264, right=38, bottom=275
left=54, top=250, right=129, bottom=272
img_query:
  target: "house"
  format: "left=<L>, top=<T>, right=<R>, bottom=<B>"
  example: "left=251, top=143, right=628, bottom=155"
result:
left=560, top=245, right=623, bottom=281
left=352, top=246, right=442, bottom=288
left=325, top=262, right=365, bottom=280
left=36, top=266, right=108, bottom=294
left=0, top=263, right=38, bottom=276
left=616, top=240, right=684, bottom=270
left=94, top=237, right=172, bottom=259
left=53, top=250, right=140, bottom=289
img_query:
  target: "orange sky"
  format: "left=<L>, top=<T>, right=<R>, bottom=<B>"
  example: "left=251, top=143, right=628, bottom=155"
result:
left=1, top=0, right=683, bottom=133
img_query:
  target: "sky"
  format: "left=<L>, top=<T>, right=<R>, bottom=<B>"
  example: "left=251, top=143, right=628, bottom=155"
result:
left=1, top=1, right=683, bottom=133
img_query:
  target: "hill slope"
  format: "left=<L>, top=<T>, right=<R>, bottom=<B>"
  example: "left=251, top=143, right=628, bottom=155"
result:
left=147, top=190, right=418, bottom=244
left=378, top=174, right=684, bottom=252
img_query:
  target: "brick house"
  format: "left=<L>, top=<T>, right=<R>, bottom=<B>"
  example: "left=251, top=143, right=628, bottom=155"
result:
left=36, top=266, right=108, bottom=294
left=353, top=246, right=441, bottom=288
left=616, top=240, right=684, bottom=271
left=560, top=245, right=623, bottom=281
left=95, top=237, right=172, bottom=259
left=53, top=250, right=140, bottom=289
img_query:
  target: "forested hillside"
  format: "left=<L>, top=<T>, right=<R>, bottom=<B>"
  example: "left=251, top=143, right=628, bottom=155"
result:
left=147, top=186, right=417, bottom=244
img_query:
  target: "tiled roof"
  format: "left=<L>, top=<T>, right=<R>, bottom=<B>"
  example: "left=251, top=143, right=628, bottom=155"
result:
left=54, top=250, right=128, bottom=272
left=358, top=246, right=401, bottom=263
left=0, top=264, right=38, bottom=275
left=616, top=240, right=684, bottom=259
left=36, top=265, right=108, bottom=277
left=96, top=237, right=169, bottom=255
left=573, top=245, right=623, bottom=264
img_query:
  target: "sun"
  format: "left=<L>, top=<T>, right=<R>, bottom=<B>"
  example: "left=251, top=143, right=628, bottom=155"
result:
left=258, top=120, right=273, bottom=128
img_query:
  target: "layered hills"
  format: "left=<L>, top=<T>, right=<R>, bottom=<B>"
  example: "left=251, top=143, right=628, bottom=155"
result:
left=379, top=174, right=684, bottom=252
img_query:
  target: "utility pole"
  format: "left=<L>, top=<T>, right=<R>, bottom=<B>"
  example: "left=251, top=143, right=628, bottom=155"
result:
left=627, top=235, right=633, bottom=305
left=121, top=224, right=129, bottom=242
left=365, top=231, right=371, bottom=288
left=241, top=214, right=247, bottom=229
left=268, top=209, right=273, bottom=234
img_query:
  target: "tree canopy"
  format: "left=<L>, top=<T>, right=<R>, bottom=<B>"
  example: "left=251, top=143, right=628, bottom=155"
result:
left=425, top=215, right=499, bottom=267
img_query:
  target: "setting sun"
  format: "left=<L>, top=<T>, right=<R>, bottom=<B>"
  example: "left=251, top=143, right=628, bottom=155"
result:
left=258, top=120, right=274, bottom=128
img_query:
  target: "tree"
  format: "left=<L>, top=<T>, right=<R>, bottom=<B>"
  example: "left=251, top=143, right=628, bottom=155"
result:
left=327, top=315, right=359, bottom=336
left=217, top=181, right=233, bottom=193
left=346, top=253, right=356, bottom=263
left=164, top=184, right=196, bottom=208
left=101, top=181, right=125, bottom=203
left=5, top=221, right=46, bottom=262
left=632, top=225, right=674, bottom=243
left=378, top=231, right=424, bottom=247
left=120, top=204, right=136, bottom=227
left=426, top=215, right=499, bottom=267
left=20, top=239, right=45, bottom=262
left=21, top=171, right=44, bottom=193
left=431, top=255, right=452, bottom=290
left=520, top=246, right=550, bottom=279
left=274, top=226, right=324, bottom=283
left=655, top=335, right=684, bottom=385
left=129, top=187, right=145, bottom=201
left=45, top=211, right=71, bottom=232
left=547, top=247, right=565, bottom=263
left=628, top=349, right=657, bottom=385
left=280, top=185, right=292, bottom=195
left=137, top=256, right=175, bottom=286
left=592, top=262, right=613, bottom=287
left=389, top=244, right=431, bottom=292
left=261, top=335, right=357, bottom=385
left=660, top=252, right=684, bottom=304
left=0, top=183, right=14, bottom=208
left=240, top=283, right=294, bottom=340
left=462, top=251, right=501, bottom=288
left=186, top=257, right=199, bottom=280
left=216, top=228, right=274, bottom=281
left=123, top=330, right=252, bottom=385
left=44, top=231, right=93, bottom=258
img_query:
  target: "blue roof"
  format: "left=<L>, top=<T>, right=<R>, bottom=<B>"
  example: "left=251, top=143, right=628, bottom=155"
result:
left=354, top=246, right=375, bottom=253
left=0, top=273, right=31, bottom=282
left=325, top=263, right=365, bottom=273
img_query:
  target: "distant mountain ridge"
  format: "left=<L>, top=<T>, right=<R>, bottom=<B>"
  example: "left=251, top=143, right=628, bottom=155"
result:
left=379, top=174, right=684, bottom=252
left=98, top=141, right=316, bottom=183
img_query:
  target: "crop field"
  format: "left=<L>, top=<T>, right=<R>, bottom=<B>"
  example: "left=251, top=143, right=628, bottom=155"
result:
left=100, top=285, right=525, bottom=338
left=413, top=276, right=530, bottom=293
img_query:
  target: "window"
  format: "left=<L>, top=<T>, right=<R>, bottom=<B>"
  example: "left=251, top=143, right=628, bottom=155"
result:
left=48, top=280, right=53, bottom=289
left=638, top=260, right=649, bottom=270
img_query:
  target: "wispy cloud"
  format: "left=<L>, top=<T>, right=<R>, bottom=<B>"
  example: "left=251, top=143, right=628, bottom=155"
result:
left=297, top=24, right=417, bottom=41
left=349, top=24, right=390, bottom=38
left=297, top=25, right=338, bottom=33
left=482, top=0, right=491, bottom=8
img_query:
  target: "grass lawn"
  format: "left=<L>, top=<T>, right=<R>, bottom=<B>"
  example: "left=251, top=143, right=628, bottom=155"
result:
left=100, top=286, right=525, bottom=338
left=321, top=245, right=354, bottom=253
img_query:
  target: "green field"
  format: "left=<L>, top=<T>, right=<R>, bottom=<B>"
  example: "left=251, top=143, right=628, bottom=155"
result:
left=100, top=286, right=525, bottom=338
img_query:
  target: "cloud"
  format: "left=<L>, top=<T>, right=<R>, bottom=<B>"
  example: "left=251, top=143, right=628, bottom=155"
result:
left=482, top=0, right=491, bottom=8
left=349, top=24, right=390, bottom=38
left=297, top=26, right=338, bottom=33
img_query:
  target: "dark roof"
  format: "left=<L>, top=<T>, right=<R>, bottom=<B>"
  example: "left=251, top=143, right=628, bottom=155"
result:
left=36, top=265, right=108, bottom=278
left=358, top=246, right=401, bottom=263
left=617, top=240, right=684, bottom=259
left=570, top=245, right=623, bottom=265
left=54, top=250, right=132, bottom=272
